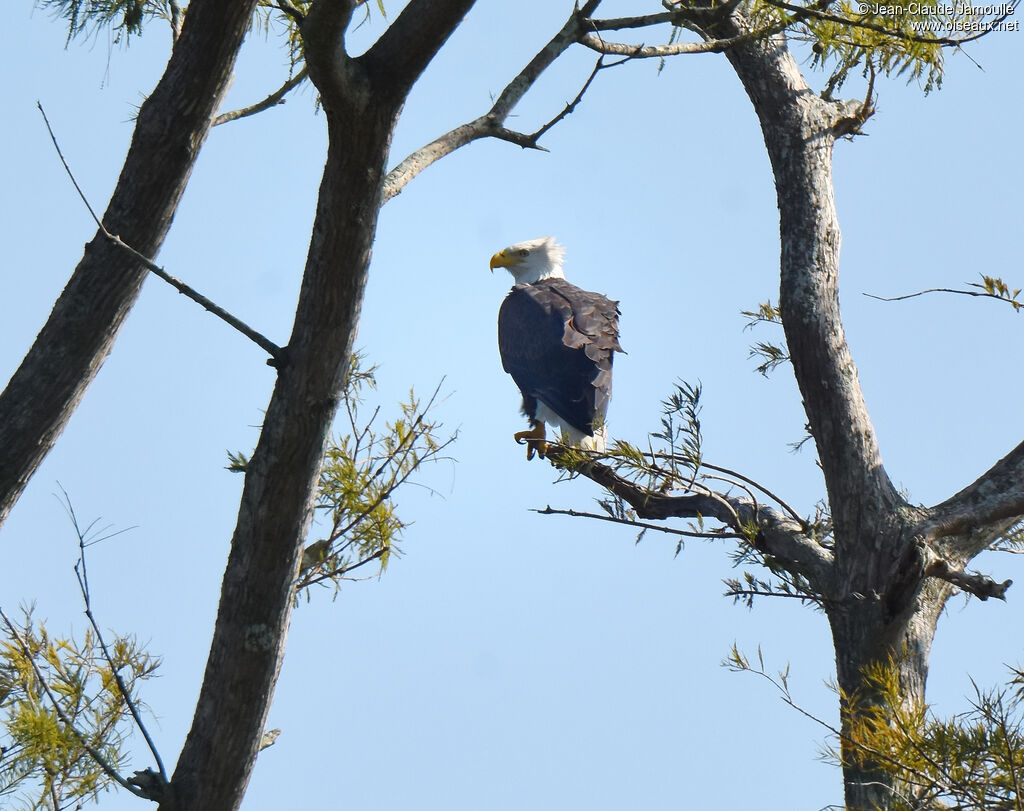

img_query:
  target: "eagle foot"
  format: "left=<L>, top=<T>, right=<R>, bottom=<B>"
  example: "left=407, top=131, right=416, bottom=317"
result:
left=513, top=424, right=548, bottom=460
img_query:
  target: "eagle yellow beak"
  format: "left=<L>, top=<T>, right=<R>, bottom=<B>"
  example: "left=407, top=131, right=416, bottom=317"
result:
left=489, top=250, right=518, bottom=272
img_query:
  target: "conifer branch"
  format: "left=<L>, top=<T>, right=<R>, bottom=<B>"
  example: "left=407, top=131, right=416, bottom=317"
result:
left=37, top=103, right=284, bottom=363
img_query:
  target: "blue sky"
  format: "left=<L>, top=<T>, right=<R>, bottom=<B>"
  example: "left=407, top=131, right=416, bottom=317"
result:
left=2, top=2, right=1022, bottom=808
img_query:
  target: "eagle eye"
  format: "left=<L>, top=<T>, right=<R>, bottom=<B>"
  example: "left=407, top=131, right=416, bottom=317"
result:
left=518, top=249, right=529, bottom=257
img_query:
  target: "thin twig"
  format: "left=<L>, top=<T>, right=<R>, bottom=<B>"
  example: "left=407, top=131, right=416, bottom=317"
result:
left=213, top=67, right=309, bottom=126
left=60, top=491, right=168, bottom=783
left=527, top=53, right=634, bottom=144
left=724, top=588, right=827, bottom=605
left=865, top=288, right=1018, bottom=307
left=699, top=460, right=808, bottom=529
left=382, top=0, right=606, bottom=202
left=37, top=103, right=284, bottom=363
left=533, top=505, right=744, bottom=540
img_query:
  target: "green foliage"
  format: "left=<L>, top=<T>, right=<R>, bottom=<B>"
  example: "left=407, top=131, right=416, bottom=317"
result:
left=37, top=0, right=177, bottom=44
left=746, top=0, right=998, bottom=95
left=251, top=0, right=387, bottom=73
left=833, top=658, right=1024, bottom=810
left=0, top=608, right=159, bottom=810
left=742, top=300, right=790, bottom=377
left=295, top=354, right=455, bottom=596
left=734, top=648, right=1024, bottom=810
left=224, top=450, right=249, bottom=473
left=971, top=274, right=1023, bottom=312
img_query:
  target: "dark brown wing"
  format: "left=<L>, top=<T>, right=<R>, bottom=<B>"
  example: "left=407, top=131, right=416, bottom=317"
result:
left=498, top=278, right=622, bottom=435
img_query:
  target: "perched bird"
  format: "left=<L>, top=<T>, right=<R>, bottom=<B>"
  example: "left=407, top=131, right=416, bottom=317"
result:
left=490, top=236, right=623, bottom=460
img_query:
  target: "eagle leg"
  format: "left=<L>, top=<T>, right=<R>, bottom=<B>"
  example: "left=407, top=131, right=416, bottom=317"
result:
left=513, top=422, right=548, bottom=461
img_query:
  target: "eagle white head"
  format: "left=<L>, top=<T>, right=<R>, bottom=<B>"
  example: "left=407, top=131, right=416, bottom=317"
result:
left=489, top=236, right=566, bottom=284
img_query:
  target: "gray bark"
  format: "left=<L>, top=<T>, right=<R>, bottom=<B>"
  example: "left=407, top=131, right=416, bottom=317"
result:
left=705, top=13, right=1021, bottom=810
left=0, top=0, right=259, bottom=528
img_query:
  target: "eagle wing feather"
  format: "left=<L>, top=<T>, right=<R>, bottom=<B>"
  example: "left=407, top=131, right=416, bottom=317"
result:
left=498, top=279, right=622, bottom=436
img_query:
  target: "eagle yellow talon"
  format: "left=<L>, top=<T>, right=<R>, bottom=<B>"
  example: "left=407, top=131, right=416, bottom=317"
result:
left=513, top=424, right=548, bottom=460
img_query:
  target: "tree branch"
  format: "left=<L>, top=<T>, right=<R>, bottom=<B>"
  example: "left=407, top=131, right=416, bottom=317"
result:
left=864, top=286, right=1022, bottom=311
left=60, top=490, right=168, bottom=784
left=914, top=441, right=1024, bottom=553
left=578, top=24, right=793, bottom=58
left=553, top=454, right=834, bottom=585
left=382, top=1, right=603, bottom=202
left=38, top=103, right=284, bottom=363
left=533, top=505, right=745, bottom=540
left=923, top=556, right=1012, bottom=601
left=213, top=67, right=309, bottom=126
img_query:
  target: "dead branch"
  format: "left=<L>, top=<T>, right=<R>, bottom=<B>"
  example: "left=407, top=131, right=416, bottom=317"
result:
left=38, top=103, right=285, bottom=363
left=61, top=489, right=168, bottom=784
left=533, top=505, right=744, bottom=540
left=382, top=0, right=605, bottom=202
left=924, top=557, right=1012, bottom=601
left=543, top=450, right=833, bottom=585
left=214, top=66, right=309, bottom=126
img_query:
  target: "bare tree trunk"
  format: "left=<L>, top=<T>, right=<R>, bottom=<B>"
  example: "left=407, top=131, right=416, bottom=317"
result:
left=161, top=2, right=475, bottom=808
left=0, top=0, right=259, bottom=529
left=711, top=16, right=941, bottom=810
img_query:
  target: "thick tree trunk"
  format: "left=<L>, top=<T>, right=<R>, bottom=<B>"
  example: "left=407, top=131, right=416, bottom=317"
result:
left=0, top=0, right=259, bottom=529
left=164, top=95, right=402, bottom=811
left=710, top=16, right=947, bottom=809
left=162, top=3, right=476, bottom=808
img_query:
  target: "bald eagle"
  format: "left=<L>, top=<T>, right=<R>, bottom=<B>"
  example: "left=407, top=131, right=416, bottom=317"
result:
left=490, top=237, right=623, bottom=460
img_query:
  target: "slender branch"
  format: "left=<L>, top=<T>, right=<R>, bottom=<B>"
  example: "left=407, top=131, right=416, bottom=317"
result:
left=577, top=16, right=798, bottom=58
left=864, top=287, right=1022, bottom=310
left=61, top=492, right=168, bottom=783
left=382, top=0, right=604, bottom=202
left=699, top=459, right=807, bottom=529
left=729, top=653, right=959, bottom=799
left=546, top=452, right=833, bottom=585
left=531, top=54, right=635, bottom=143
left=213, top=67, right=309, bottom=126
left=724, top=588, right=826, bottom=604
left=0, top=608, right=146, bottom=800
left=533, top=505, right=744, bottom=540
left=37, top=103, right=284, bottom=362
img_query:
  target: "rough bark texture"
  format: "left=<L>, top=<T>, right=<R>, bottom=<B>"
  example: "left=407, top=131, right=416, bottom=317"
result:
left=161, top=2, right=475, bottom=809
left=700, top=14, right=1024, bottom=808
left=0, top=0, right=259, bottom=528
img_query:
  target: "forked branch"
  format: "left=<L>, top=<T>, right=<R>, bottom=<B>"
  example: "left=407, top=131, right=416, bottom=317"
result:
left=542, top=446, right=833, bottom=586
